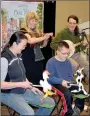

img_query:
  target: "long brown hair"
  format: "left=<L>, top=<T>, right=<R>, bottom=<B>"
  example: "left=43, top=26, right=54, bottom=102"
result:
left=67, top=15, right=79, bottom=36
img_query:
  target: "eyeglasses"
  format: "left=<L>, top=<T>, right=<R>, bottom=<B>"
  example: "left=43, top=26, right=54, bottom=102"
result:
left=60, top=51, right=70, bottom=56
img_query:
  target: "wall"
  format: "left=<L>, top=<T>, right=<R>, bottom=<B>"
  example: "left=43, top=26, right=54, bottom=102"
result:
left=55, top=0, right=89, bottom=35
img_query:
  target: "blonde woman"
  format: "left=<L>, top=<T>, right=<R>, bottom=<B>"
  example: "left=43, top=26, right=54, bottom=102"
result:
left=21, top=12, right=53, bottom=84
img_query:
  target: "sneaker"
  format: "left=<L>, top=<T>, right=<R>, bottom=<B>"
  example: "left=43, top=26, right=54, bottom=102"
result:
left=84, top=105, right=88, bottom=111
left=72, top=104, right=75, bottom=109
left=72, top=106, right=80, bottom=116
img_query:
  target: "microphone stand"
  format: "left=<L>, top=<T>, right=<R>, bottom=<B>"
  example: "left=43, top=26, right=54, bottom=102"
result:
left=79, top=30, right=89, bottom=56
left=82, top=27, right=90, bottom=31
left=81, top=28, right=90, bottom=105
left=80, top=27, right=90, bottom=43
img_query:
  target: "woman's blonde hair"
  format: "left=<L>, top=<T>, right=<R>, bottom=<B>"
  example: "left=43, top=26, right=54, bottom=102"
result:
left=25, top=12, right=39, bottom=31
left=26, top=12, right=39, bottom=22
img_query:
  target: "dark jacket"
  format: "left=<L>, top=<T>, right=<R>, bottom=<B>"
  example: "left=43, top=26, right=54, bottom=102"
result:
left=1, top=48, right=26, bottom=94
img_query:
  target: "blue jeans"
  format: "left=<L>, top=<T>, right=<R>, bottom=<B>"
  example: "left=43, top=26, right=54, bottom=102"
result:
left=1, top=89, right=55, bottom=115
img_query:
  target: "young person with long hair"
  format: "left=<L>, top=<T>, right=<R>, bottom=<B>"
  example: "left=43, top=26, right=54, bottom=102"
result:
left=21, top=12, right=53, bottom=84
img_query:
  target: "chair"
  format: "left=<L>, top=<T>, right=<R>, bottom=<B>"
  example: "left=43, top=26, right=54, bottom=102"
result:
left=51, top=95, right=62, bottom=116
left=1, top=103, right=17, bottom=116
left=51, top=86, right=67, bottom=116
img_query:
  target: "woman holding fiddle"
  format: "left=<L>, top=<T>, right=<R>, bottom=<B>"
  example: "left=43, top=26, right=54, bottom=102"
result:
left=21, top=12, right=53, bottom=85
